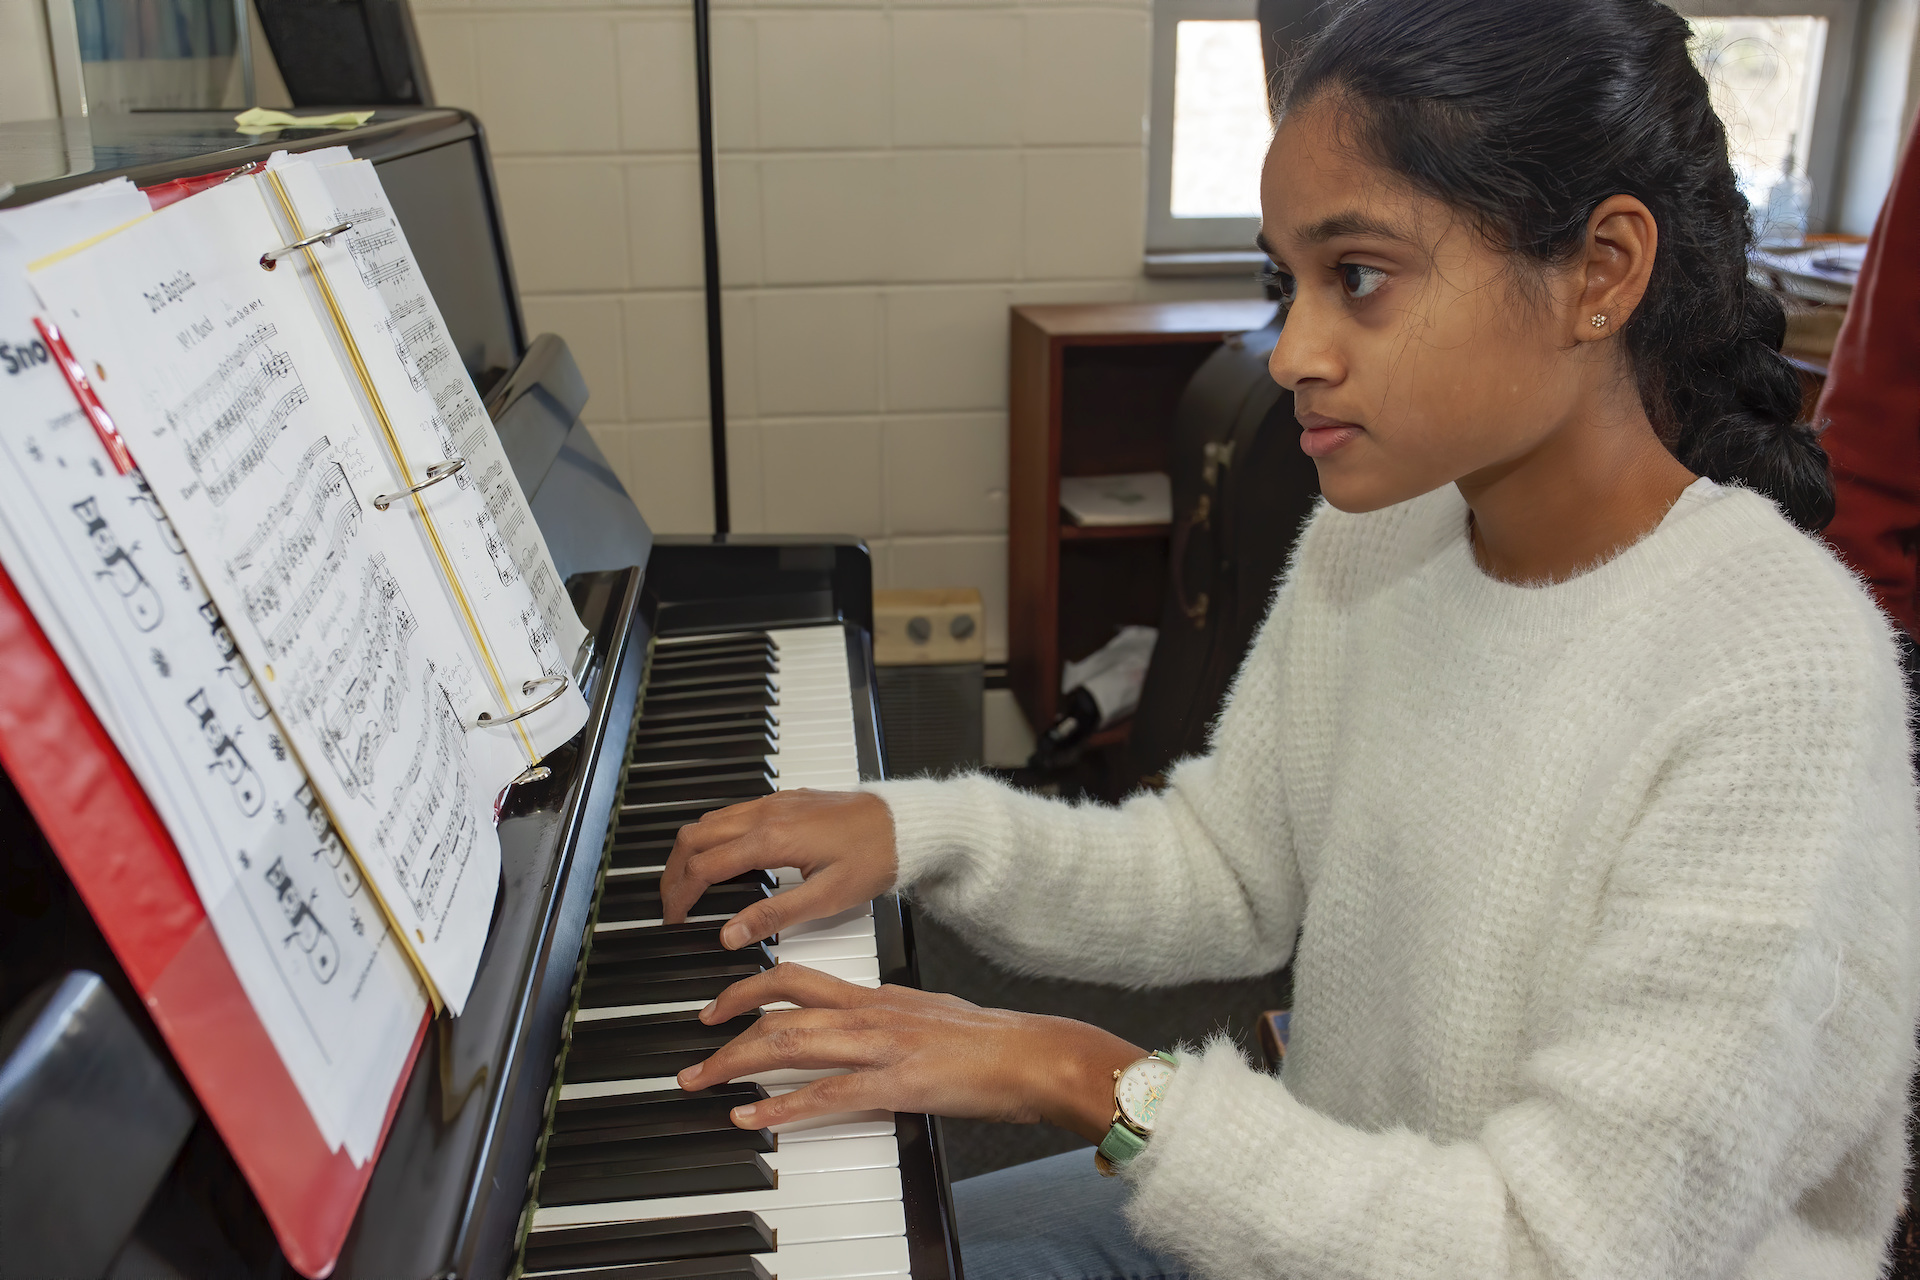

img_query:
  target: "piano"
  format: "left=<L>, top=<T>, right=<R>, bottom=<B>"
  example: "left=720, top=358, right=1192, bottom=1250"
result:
left=0, top=108, right=963, bottom=1280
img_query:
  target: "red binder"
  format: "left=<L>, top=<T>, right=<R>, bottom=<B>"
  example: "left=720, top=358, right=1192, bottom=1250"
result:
left=0, top=562, right=429, bottom=1278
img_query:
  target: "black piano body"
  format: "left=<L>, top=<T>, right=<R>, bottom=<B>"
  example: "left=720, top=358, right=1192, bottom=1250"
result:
left=0, top=109, right=961, bottom=1280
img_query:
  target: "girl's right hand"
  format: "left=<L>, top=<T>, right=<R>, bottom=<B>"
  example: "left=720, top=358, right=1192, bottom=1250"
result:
left=659, top=789, right=899, bottom=948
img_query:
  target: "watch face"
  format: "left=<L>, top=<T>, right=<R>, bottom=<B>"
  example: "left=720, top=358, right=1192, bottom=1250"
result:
left=1115, top=1056, right=1177, bottom=1132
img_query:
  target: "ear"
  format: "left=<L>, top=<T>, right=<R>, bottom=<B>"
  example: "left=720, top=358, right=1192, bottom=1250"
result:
left=1575, top=194, right=1658, bottom=344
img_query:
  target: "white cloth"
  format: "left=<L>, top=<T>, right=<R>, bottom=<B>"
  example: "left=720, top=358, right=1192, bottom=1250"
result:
left=869, top=482, right=1920, bottom=1279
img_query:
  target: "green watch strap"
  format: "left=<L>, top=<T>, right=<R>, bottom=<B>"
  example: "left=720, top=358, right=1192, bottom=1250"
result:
left=1097, top=1119, right=1150, bottom=1168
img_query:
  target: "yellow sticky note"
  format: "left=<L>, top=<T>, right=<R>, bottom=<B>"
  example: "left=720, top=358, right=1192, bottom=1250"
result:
left=234, top=107, right=376, bottom=136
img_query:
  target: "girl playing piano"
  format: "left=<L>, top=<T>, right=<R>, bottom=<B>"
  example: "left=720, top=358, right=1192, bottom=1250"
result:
left=663, top=0, right=1920, bottom=1275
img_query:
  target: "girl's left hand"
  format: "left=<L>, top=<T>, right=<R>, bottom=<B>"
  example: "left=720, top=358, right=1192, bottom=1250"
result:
left=675, top=962, right=1144, bottom=1143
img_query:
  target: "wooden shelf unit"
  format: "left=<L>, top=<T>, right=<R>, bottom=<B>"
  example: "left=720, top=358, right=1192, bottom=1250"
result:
left=1008, top=299, right=1279, bottom=730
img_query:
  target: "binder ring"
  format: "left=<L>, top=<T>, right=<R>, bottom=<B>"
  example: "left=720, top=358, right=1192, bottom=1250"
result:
left=475, top=674, right=569, bottom=729
left=260, top=221, right=355, bottom=270
left=372, top=458, right=466, bottom=511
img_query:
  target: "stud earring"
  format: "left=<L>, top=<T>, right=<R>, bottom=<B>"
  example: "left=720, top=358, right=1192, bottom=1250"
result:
left=1590, top=313, right=1608, bottom=329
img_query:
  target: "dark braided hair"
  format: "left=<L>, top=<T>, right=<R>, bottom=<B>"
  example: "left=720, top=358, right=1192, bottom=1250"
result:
left=1283, top=0, right=1835, bottom=530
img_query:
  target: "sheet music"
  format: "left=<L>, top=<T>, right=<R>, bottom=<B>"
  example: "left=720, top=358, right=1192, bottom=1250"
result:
left=0, top=210, right=425, bottom=1162
left=29, top=178, right=503, bottom=1013
left=260, top=154, right=588, bottom=760
left=277, top=153, right=590, bottom=672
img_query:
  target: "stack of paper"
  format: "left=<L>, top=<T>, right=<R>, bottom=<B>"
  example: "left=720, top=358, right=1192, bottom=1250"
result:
left=1060, top=471, right=1173, bottom=526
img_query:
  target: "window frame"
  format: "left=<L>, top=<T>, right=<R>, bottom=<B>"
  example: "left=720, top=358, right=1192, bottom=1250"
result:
left=1146, top=0, right=1267, bottom=257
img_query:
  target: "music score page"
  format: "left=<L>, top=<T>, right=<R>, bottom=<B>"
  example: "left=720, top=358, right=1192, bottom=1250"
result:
left=264, top=153, right=588, bottom=760
left=0, top=202, right=425, bottom=1161
left=30, top=178, right=502, bottom=1014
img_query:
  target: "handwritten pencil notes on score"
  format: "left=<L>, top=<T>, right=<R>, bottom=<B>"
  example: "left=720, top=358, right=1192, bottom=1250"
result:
left=24, top=155, right=587, bottom=1017
left=0, top=196, right=425, bottom=1162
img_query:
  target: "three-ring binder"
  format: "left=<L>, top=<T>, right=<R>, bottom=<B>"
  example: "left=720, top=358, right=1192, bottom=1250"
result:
left=260, top=221, right=354, bottom=270
left=372, top=458, right=465, bottom=511
left=474, top=674, right=569, bottom=729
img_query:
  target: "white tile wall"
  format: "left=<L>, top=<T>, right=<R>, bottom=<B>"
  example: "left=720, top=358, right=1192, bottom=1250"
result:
left=424, top=0, right=1257, bottom=660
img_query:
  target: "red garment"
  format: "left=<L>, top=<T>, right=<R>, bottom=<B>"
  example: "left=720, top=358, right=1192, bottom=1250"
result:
left=1817, top=126, right=1920, bottom=636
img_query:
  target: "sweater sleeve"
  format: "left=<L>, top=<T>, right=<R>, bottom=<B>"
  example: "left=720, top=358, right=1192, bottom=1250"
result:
left=862, top=588, right=1307, bottom=987
left=1123, top=657, right=1920, bottom=1279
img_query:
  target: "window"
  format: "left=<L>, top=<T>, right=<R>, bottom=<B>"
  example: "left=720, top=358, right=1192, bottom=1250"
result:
left=1146, top=0, right=1903, bottom=272
left=1146, top=0, right=1272, bottom=265
left=1674, top=1, right=1865, bottom=231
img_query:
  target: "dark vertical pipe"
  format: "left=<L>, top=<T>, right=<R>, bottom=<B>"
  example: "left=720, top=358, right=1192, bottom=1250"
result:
left=693, top=0, right=730, bottom=534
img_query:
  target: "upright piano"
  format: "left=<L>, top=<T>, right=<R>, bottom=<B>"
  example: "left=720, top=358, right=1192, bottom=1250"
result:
left=0, top=108, right=962, bottom=1280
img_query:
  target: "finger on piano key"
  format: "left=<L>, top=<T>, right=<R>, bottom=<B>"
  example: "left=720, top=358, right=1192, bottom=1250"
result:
left=521, top=1209, right=773, bottom=1272
left=532, top=1166, right=904, bottom=1230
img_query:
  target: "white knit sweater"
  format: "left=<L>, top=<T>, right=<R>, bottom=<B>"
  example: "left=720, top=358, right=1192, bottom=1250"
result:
left=871, top=483, right=1920, bottom=1280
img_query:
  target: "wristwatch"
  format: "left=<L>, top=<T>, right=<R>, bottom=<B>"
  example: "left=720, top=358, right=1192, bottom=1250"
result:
left=1094, top=1050, right=1178, bottom=1176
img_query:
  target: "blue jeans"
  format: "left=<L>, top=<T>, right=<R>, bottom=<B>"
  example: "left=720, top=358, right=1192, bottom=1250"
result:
left=952, top=1150, right=1191, bottom=1280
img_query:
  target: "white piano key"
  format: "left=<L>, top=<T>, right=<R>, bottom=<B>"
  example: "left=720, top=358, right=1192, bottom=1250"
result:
left=766, top=1113, right=897, bottom=1144
left=752, top=1234, right=912, bottom=1280
left=531, top=1166, right=904, bottom=1230
left=788, top=956, right=880, bottom=985
left=758, top=1200, right=905, bottom=1247
left=776, top=904, right=876, bottom=938
left=769, top=1108, right=894, bottom=1138
left=558, top=1076, right=681, bottom=1101
left=764, top=1135, right=898, bottom=1176
left=771, top=934, right=878, bottom=965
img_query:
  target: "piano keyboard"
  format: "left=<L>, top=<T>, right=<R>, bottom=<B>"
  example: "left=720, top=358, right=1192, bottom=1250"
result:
left=523, top=625, right=909, bottom=1279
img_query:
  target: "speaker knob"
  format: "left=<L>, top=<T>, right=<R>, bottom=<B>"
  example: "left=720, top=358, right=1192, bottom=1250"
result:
left=949, top=614, right=976, bottom=639
left=907, top=616, right=932, bottom=643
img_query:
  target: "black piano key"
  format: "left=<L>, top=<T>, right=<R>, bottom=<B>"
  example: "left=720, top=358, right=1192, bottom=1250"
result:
left=553, top=1082, right=766, bottom=1131
left=586, top=922, right=749, bottom=961
left=653, top=629, right=771, bottom=651
left=626, top=745, right=774, bottom=777
left=529, top=1255, right=774, bottom=1280
left=570, top=1007, right=756, bottom=1057
left=579, top=956, right=772, bottom=1008
left=522, top=1210, right=774, bottom=1273
left=616, top=805, right=774, bottom=840
left=645, top=671, right=778, bottom=697
left=631, top=713, right=774, bottom=741
left=536, top=1149, right=776, bottom=1207
left=564, top=1014, right=756, bottom=1082
left=600, top=867, right=775, bottom=900
left=606, top=867, right=771, bottom=898
left=618, top=794, right=766, bottom=821
left=597, top=879, right=770, bottom=925
left=639, top=686, right=776, bottom=715
left=623, top=770, right=774, bottom=804
left=645, top=653, right=777, bottom=681
left=631, top=700, right=780, bottom=729
left=544, top=1111, right=775, bottom=1163
left=629, top=733, right=777, bottom=766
